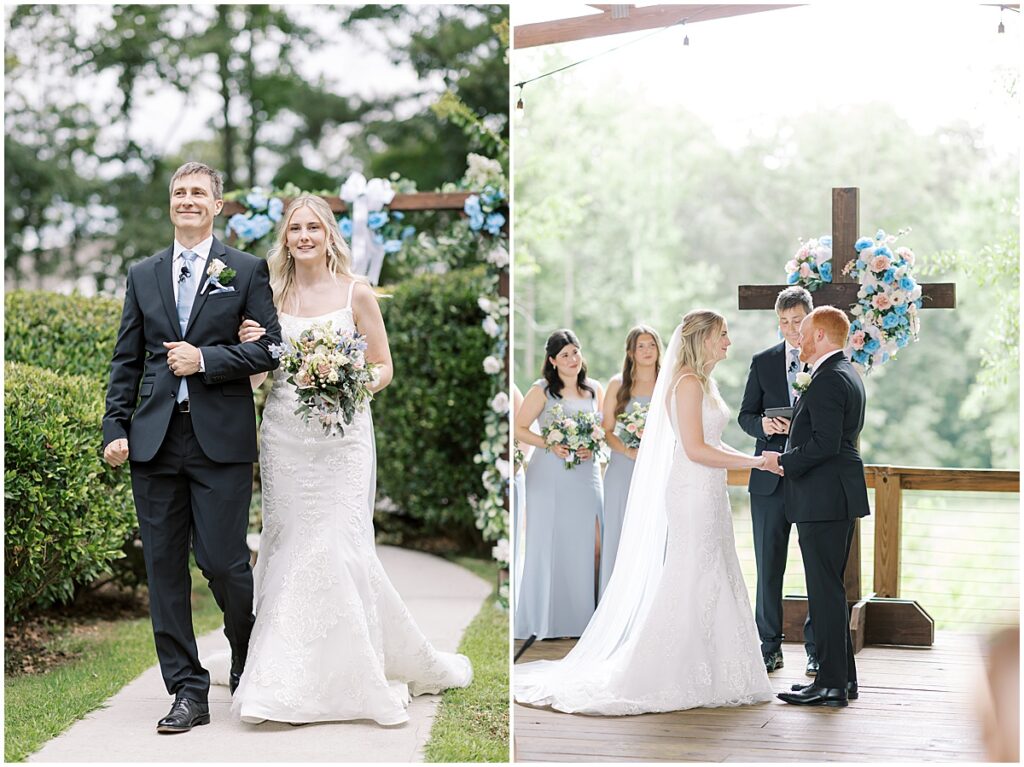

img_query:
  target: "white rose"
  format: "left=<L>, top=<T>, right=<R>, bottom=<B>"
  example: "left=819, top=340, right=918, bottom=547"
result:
left=482, top=317, right=500, bottom=337
left=478, top=297, right=494, bottom=314
left=794, top=371, right=812, bottom=388
left=495, top=458, right=510, bottom=480
left=490, top=391, right=510, bottom=413
left=491, top=538, right=510, bottom=564
left=207, top=258, right=227, bottom=278
left=482, top=355, right=502, bottom=375
left=486, top=244, right=509, bottom=268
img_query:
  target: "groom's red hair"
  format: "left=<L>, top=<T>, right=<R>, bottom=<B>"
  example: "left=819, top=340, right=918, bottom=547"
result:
left=808, top=306, right=850, bottom=346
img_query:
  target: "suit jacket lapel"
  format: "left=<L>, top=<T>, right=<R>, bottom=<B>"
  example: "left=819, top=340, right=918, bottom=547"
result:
left=184, top=237, right=227, bottom=337
left=156, top=246, right=181, bottom=340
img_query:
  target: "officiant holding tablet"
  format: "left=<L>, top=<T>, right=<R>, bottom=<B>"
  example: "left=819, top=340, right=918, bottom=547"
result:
left=738, top=286, right=817, bottom=675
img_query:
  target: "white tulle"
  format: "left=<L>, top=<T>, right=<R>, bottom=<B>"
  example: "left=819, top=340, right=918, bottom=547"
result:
left=514, top=323, right=772, bottom=715
left=212, top=307, right=471, bottom=726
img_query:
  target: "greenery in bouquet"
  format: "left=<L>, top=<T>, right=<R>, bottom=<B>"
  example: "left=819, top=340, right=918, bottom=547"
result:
left=615, top=401, right=649, bottom=450
left=542, top=404, right=606, bottom=470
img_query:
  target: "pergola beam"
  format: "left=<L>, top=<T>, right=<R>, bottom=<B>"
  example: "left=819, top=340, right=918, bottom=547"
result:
left=513, top=4, right=805, bottom=49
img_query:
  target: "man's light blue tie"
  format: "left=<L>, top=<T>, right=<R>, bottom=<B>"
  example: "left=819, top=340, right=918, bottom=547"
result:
left=176, top=250, right=199, bottom=403
left=787, top=347, right=801, bottom=405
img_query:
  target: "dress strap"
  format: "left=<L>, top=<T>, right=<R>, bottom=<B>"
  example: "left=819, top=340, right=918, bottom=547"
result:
left=344, top=279, right=357, bottom=309
left=670, top=373, right=699, bottom=397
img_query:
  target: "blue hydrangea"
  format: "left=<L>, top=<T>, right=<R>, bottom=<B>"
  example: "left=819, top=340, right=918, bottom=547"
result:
left=854, top=237, right=874, bottom=252
left=485, top=212, right=506, bottom=236
left=249, top=214, right=273, bottom=240
left=819, top=262, right=832, bottom=282
left=469, top=210, right=485, bottom=231
left=899, top=315, right=910, bottom=327
left=391, top=211, right=405, bottom=221
left=401, top=225, right=415, bottom=240
left=850, top=319, right=862, bottom=332
left=245, top=188, right=269, bottom=212
left=899, top=276, right=915, bottom=291
left=338, top=217, right=353, bottom=238
left=464, top=195, right=482, bottom=218
left=853, top=349, right=871, bottom=365
left=367, top=211, right=389, bottom=230
left=267, top=197, right=284, bottom=222
left=882, top=313, right=900, bottom=329
left=383, top=239, right=403, bottom=253
left=228, top=214, right=253, bottom=239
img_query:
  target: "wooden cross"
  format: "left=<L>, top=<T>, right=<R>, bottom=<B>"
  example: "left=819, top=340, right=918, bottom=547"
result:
left=737, top=187, right=956, bottom=651
left=738, top=187, right=956, bottom=315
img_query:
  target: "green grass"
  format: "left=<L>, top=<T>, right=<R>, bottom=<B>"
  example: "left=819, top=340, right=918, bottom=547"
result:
left=425, top=557, right=510, bottom=763
left=4, top=571, right=224, bottom=763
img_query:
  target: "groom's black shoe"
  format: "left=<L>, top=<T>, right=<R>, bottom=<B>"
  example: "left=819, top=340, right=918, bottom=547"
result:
left=229, top=650, right=245, bottom=695
left=805, top=654, right=819, bottom=676
left=763, top=650, right=784, bottom=672
left=156, top=697, right=210, bottom=733
left=790, top=681, right=858, bottom=700
left=777, top=683, right=848, bottom=708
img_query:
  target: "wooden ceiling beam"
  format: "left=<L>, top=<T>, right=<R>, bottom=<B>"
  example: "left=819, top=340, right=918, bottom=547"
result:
left=514, top=4, right=804, bottom=49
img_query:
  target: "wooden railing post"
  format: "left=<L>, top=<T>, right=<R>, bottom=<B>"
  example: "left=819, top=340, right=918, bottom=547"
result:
left=873, top=466, right=903, bottom=598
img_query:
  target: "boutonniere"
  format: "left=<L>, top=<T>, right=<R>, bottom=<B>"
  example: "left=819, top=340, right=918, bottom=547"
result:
left=204, top=258, right=237, bottom=293
left=792, top=371, right=813, bottom=397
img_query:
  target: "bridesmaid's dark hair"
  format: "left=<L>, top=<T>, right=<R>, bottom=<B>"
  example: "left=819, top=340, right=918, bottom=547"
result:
left=542, top=329, right=595, bottom=400
left=615, top=325, right=663, bottom=416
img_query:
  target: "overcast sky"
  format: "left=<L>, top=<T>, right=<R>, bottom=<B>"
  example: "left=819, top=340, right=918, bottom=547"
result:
left=512, top=1, right=1021, bottom=152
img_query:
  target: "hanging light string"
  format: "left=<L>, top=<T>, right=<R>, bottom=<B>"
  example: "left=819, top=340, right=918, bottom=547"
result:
left=514, top=11, right=697, bottom=108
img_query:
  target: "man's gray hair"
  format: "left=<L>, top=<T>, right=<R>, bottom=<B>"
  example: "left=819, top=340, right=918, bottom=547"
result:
left=169, top=161, right=224, bottom=200
left=775, top=285, right=813, bottom=314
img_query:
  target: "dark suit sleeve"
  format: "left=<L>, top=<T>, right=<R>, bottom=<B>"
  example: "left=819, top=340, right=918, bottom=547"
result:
left=200, top=258, right=282, bottom=383
left=738, top=356, right=766, bottom=441
left=103, top=266, right=145, bottom=448
left=779, top=374, right=845, bottom=480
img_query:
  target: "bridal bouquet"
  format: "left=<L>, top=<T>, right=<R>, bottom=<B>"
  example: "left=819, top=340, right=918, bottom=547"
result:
left=269, top=322, right=380, bottom=436
left=542, top=404, right=605, bottom=470
left=614, top=401, right=649, bottom=449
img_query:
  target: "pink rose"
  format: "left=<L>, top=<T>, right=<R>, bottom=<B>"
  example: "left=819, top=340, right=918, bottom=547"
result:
left=799, top=263, right=812, bottom=278
left=872, top=292, right=893, bottom=311
left=626, top=423, right=637, bottom=433
left=317, top=362, right=332, bottom=378
left=869, top=255, right=892, bottom=272
left=850, top=330, right=866, bottom=350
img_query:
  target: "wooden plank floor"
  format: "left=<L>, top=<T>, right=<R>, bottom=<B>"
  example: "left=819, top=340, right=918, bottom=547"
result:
left=513, top=632, right=987, bottom=762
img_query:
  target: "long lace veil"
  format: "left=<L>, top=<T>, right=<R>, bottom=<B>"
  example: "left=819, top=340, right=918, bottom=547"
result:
left=513, top=323, right=683, bottom=708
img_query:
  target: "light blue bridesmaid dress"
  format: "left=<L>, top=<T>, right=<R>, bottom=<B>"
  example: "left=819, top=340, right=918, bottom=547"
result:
left=598, top=394, right=651, bottom=599
left=513, top=379, right=603, bottom=640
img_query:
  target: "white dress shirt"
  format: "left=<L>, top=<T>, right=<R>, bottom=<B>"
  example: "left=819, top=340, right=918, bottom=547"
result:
left=811, top=348, right=845, bottom=376
left=172, top=235, right=213, bottom=303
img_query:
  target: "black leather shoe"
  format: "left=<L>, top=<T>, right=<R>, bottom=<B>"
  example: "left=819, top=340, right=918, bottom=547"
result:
left=157, top=697, right=210, bottom=733
left=229, top=650, right=245, bottom=695
left=805, top=655, right=820, bottom=676
left=763, top=650, right=784, bottom=672
left=777, top=683, right=848, bottom=708
left=790, top=681, right=858, bottom=700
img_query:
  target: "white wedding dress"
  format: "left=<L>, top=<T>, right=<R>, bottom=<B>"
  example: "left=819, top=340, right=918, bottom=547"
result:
left=514, top=338, right=772, bottom=714
left=229, top=305, right=472, bottom=726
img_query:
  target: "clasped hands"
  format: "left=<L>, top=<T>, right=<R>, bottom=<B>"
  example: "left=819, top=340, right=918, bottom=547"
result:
left=760, top=450, right=784, bottom=476
left=163, top=341, right=201, bottom=376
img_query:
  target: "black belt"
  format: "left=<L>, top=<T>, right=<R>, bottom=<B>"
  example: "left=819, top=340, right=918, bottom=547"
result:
left=176, top=400, right=191, bottom=413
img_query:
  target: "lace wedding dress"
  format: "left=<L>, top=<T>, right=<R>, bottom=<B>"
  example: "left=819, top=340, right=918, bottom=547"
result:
left=514, top=348, right=772, bottom=715
left=230, top=305, right=472, bottom=726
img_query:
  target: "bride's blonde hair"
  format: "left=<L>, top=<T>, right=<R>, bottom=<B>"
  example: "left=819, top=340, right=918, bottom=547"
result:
left=674, top=309, right=725, bottom=393
left=266, top=195, right=359, bottom=312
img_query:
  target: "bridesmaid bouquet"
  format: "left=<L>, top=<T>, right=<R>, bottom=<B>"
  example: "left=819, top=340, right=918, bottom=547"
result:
left=542, top=404, right=605, bottom=470
left=269, top=321, right=380, bottom=437
left=614, top=402, right=649, bottom=449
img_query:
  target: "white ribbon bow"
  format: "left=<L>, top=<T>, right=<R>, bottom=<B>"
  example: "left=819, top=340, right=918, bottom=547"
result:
left=340, top=172, right=396, bottom=285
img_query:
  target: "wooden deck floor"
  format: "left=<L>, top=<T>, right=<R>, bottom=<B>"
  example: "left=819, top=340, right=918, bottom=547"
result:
left=513, top=632, right=988, bottom=762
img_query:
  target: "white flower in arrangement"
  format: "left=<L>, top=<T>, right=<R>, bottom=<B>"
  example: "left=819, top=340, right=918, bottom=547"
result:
left=482, top=317, right=501, bottom=337
left=495, top=458, right=510, bottom=480
left=482, top=355, right=502, bottom=375
left=491, top=538, right=510, bottom=565
left=207, top=258, right=227, bottom=278
left=486, top=243, right=509, bottom=268
left=546, top=428, right=564, bottom=444
left=465, top=153, right=505, bottom=190
left=814, top=246, right=831, bottom=266
left=792, top=371, right=813, bottom=396
left=851, top=304, right=863, bottom=316
left=490, top=391, right=510, bottom=414
left=857, top=288, right=867, bottom=300
left=478, top=297, right=495, bottom=314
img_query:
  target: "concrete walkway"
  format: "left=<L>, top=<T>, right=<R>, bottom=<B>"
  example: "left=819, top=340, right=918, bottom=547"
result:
left=29, top=546, right=491, bottom=763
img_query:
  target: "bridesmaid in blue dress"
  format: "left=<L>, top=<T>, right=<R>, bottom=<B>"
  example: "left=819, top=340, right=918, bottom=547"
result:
left=513, top=330, right=604, bottom=640
left=511, top=384, right=529, bottom=614
left=598, top=325, right=662, bottom=599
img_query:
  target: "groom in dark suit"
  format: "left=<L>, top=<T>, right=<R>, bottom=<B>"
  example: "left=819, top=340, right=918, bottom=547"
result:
left=738, top=286, right=816, bottom=675
left=764, top=306, right=870, bottom=708
left=102, top=161, right=281, bottom=732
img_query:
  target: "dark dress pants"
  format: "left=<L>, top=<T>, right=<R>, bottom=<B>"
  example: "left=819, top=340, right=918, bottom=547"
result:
left=796, top=518, right=858, bottom=689
left=130, top=409, right=255, bottom=703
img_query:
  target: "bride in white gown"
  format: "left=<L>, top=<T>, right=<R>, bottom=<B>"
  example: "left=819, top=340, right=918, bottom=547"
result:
left=233, top=195, right=471, bottom=725
left=514, top=310, right=774, bottom=715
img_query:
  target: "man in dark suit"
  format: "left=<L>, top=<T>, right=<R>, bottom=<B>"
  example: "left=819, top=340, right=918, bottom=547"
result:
left=102, top=162, right=281, bottom=732
left=738, top=286, right=816, bottom=675
left=765, top=306, right=870, bottom=708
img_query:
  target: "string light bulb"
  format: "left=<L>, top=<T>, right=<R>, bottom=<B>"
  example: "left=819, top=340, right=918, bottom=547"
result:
left=515, top=85, right=525, bottom=115
left=681, top=18, right=689, bottom=46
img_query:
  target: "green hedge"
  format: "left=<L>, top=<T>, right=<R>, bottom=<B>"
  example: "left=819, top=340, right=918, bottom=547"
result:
left=4, top=363, right=137, bottom=621
left=4, top=291, right=123, bottom=380
left=374, top=267, right=491, bottom=549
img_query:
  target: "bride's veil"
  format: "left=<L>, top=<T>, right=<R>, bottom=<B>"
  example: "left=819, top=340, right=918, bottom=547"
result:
left=514, top=323, right=683, bottom=707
